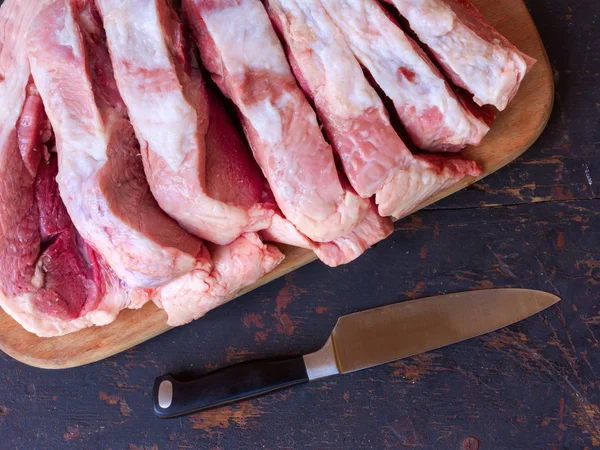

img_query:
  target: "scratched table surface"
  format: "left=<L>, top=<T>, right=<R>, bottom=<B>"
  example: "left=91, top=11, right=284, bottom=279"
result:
left=1, top=0, right=599, bottom=449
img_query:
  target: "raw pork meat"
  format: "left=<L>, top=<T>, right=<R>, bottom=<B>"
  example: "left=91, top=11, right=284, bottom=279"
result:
left=27, top=0, right=205, bottom=288
left=1, top=0, right=526, bottom=336
left=385, top=0, right=535, bottom=110
left=319, top=0, right=489, bottom=151
left=266, top=0, right=482, bottom=218
left=182, top=0, right=373, bottom=243
left=153, top=233, right=283, bottom=326
left=96, top=0, right=274, bottom=245
left=0, top=0, right=141, bottom=337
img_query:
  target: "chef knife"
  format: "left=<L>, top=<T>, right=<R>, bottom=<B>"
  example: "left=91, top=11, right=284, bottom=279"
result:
left=153, top=288, right=559, bottom=418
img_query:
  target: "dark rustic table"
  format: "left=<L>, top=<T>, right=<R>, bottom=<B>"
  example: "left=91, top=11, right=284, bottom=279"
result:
left=1, top=1, right=598, bottom=448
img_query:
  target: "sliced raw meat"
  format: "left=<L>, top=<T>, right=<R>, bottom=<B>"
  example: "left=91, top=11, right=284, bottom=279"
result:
left=152, top=233, right=284, bottom=326
left=96, top=0, right=274, bottom=245
left=183, top=0, right=372, bottom=243
left=27, top=0, right=204, bottom=288
left=0, top=84, right=133, bottom=336
left=385, top=0, right=536, bottom=110
left=319, top=0, right=489, bottom=151
left=265, top=0, right=481, bottom=218
left=0, top=0, right=132, bottom=337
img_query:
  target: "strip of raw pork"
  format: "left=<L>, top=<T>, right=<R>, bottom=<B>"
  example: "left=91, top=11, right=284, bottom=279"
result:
left=266, top=0, right=482, bottom=218
left=27, top=0, right=205, bottom=289
left=319, top=0, right=490, bottom=152
left=183, top=0, right=392, bottom=242
left=0, top=0, right=147, bottom=336
left=385, top=0, right=536, bottom=110
left=96, top=0, right=274, bottom=246
left=23, top=0, right=284, bottom=331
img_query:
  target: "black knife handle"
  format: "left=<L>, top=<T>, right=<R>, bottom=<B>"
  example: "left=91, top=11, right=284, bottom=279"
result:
left=153, top=356, right=309, bottom=418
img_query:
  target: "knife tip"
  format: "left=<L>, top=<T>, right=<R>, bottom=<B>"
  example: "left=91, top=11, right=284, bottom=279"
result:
left=538, top=291, right=561, bottom=308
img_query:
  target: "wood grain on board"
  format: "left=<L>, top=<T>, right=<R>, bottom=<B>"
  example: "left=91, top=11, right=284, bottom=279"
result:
left=0, top=0, right=554, bottom=369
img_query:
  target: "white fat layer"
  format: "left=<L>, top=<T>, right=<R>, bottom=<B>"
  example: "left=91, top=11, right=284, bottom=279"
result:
left=56, top=1, right=82, bottom=60
left=25, top=3, right=108, bottom=176
left=0, top=61, right=27, bottom=155
left=389, top=0, right=528, bottom=109
left=155, top=235, right=283, bottom=327
left=272, top=0, right=382, bottom=120
left=31, top=261, right=45, bottom=289
left=29, top=57, right=107, bottom=182
left=97, top=0, right=196, bottom=170
left=204, top=0, right=290, bottom=77
left=244, top=91, right=295, bottom=145
left=320, top=0, right=482, bottom=149
left=99, top=0, right=172, bottom=71
left=203, top=0, right=295, bottom=145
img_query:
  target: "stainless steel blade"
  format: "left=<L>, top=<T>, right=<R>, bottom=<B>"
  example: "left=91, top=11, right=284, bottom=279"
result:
left=303, top=289, right=559, bottom=379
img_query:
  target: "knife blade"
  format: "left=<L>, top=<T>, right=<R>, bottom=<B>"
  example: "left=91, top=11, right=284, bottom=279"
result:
left=153, top=288, right=559, bottom=418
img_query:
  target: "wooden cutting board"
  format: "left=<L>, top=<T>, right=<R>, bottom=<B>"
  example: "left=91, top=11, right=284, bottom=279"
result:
left=0, top=0, right=554, bottom=369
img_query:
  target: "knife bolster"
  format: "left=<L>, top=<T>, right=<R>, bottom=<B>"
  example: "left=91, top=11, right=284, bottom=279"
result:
left=303, top=337, right=339, bottom=380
